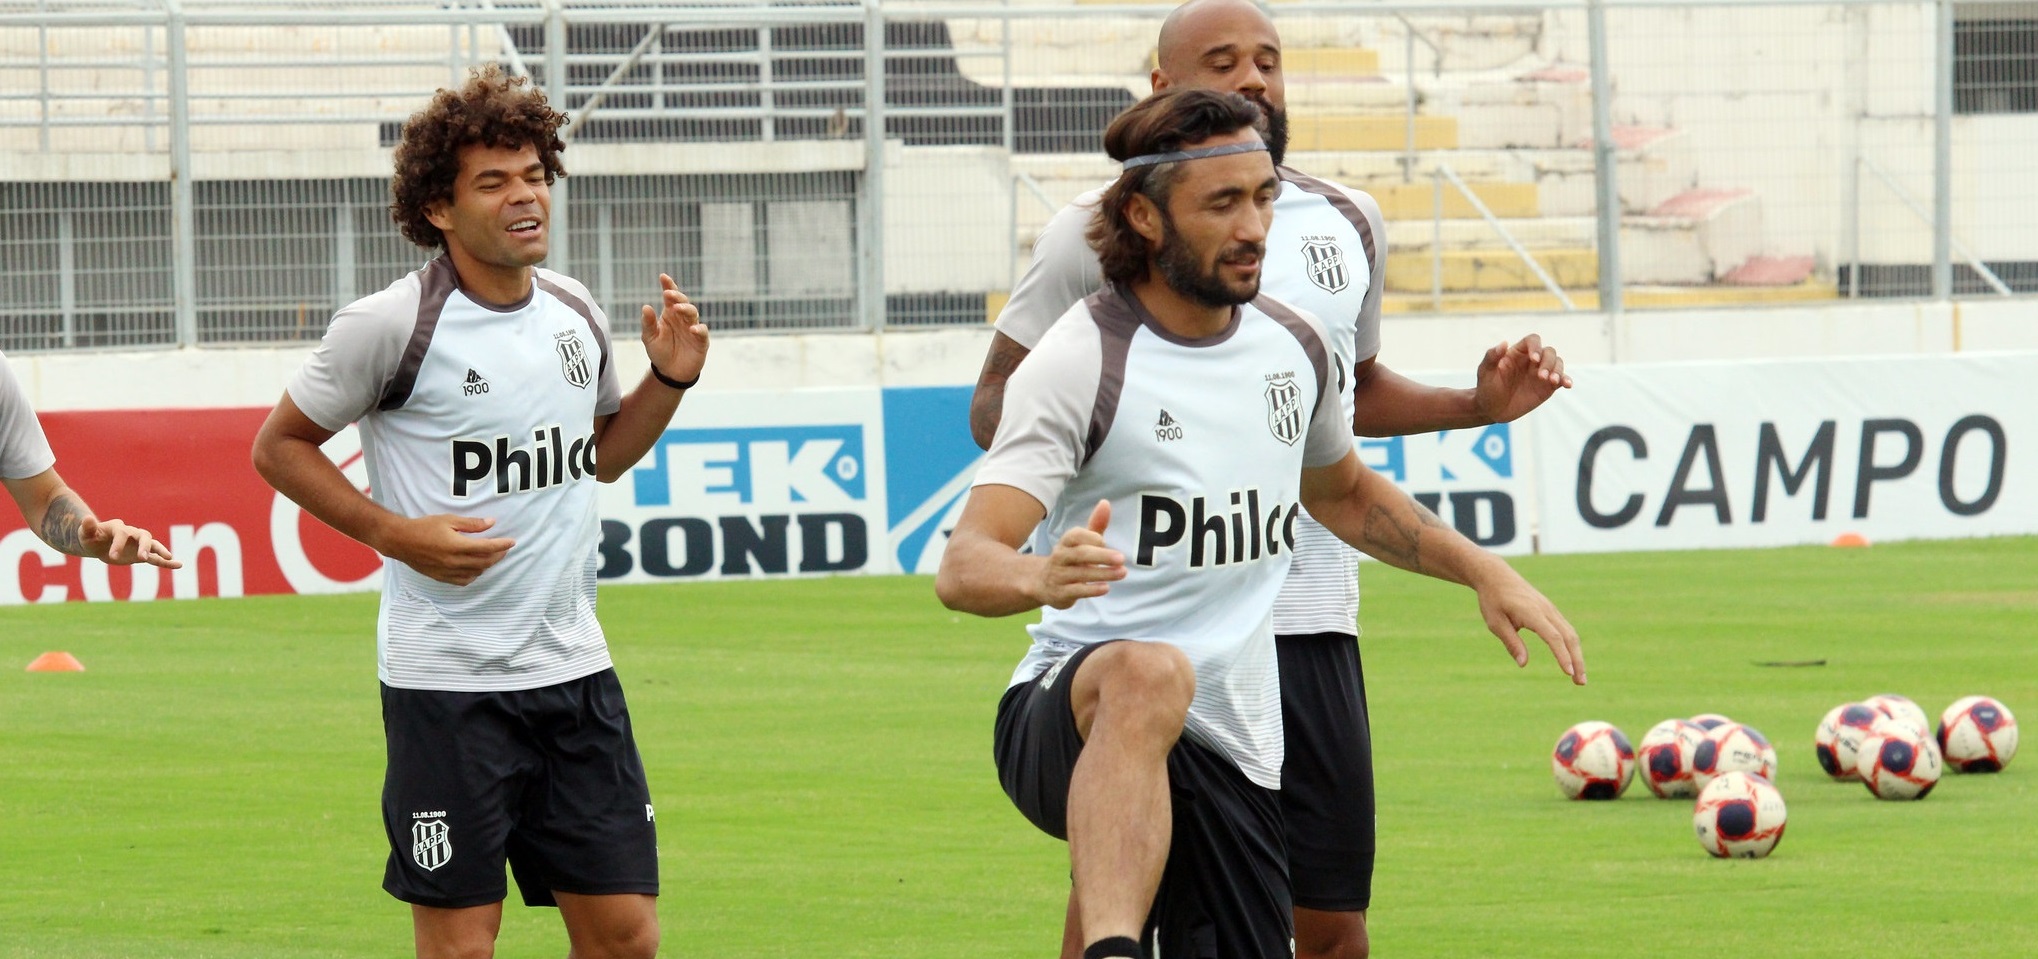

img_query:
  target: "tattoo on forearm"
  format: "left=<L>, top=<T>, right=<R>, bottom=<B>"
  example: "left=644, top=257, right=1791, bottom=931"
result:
left=971, top=338, right=1029, bottom=450
left=969, top=383, right=1006, bottom=450
left=986, top=345, right=1025, bottom=378
left=1360, top=498, right=1449, bottom=573
left=40, top=493, right=89, bottom=556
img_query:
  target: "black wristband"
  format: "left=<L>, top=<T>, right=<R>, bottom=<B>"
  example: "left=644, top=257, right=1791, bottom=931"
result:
left=650, top=364, right=698, bottom=391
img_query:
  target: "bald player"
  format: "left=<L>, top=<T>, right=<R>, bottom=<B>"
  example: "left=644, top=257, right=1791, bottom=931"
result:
left=970, top=3, right=1574, bottom=958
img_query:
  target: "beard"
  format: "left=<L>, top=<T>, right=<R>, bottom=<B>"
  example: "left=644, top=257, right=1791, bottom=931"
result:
left=1154, top=210, right=1264, bottom=308
left=1244, top=94, right=1290, bottom=167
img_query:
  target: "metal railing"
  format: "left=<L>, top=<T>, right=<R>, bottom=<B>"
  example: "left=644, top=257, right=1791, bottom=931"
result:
left=1431, top=163, right=1577, bottom=312
left=2, top=0, right=2035, bottom=353
left=1851, top=154, right=2013, bottom=298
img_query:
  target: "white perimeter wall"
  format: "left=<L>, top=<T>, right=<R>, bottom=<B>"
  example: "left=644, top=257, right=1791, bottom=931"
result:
left=9, top=298, right=2037, bottom=412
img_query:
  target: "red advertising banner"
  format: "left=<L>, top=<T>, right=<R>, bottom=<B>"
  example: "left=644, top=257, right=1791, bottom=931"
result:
left=0, top=408, right=379, bottom=605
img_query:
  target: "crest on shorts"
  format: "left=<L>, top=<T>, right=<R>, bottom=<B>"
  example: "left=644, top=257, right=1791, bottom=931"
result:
left=1301, top=238, right=1349, bottom=294
left=1265, top=375, right=1303, bottom=446
left=554, top=331, right=593, bottom=389
left=411, top=816, right=452, bottom=872
left=1038, top=653, right=1074, bottom=691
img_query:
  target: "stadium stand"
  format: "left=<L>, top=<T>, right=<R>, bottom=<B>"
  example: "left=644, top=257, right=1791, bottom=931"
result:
left=983, top=8, right=1834, bottom=314
left=20, top=0, right=2033, bottom=349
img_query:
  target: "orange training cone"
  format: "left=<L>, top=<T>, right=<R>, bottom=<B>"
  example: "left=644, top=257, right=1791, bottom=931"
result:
left=25, top=651, right=84, bottom=672
left=1830, top=532, right=1870, bottom=548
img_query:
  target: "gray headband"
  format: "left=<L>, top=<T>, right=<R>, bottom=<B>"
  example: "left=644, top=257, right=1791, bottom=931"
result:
left=1120, top=140, right=1268, bottom=171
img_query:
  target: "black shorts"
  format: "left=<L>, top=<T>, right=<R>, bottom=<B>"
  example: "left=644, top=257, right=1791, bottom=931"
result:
left=1277, top=631, right=1376, bottom=913
left=993, top=640, right=1292, bottom=958
left=379, top=668, right=659, bottom=909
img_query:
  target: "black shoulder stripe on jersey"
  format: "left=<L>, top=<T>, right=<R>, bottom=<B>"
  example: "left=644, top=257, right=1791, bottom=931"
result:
left=1083, top=285, right=1142, bottom=466
left=535, top=276, right=612, bottom=380
left=1278, top=166, right=1378, bottom=274
left=378, top=257, right=457, bottom=412
left=1253, top=294, right=1332, bottom=413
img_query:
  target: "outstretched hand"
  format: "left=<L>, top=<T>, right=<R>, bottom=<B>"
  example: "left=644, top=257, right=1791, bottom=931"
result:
left=641, top=273, right=708, bottom=385
left=1035, top=499, right=1126, bottom=610
left=1471, top=563, right=1586, bottom=685
left=80, top=518, right=181, bottom=569
left=1473, top=334, right=1571, bottom=424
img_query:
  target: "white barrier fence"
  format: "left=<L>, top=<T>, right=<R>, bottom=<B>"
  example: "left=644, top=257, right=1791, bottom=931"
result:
left=1533, top=353, right=2033, bottom=553
left=3, top=349, right=2031, bottom=605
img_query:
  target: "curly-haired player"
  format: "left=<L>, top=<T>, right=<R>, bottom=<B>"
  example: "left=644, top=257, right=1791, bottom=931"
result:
left=252, top=65, right=706, bottom=959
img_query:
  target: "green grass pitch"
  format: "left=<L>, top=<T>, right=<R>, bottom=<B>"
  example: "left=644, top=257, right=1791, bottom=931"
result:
left=2, top=536, right=2034, bottom=958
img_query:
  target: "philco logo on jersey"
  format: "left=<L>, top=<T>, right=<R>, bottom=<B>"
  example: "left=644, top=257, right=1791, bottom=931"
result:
left=1135, top=489, right=1299, bottom=568
left=1300, top=236, right=1348, bottom=293
left=450, top=425, right=599, bottom=496
left=1265, top=373, right=1303, bottom=446
left=555, top=331, right=593, bottom=389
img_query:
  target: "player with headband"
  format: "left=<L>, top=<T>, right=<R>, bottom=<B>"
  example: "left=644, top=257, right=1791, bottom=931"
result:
left=940, top=88, right=1583, bottom=959
left=970, top=4, right=1577, bottom=957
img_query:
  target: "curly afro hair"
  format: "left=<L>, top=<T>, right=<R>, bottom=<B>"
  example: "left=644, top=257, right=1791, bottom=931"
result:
left=390, top=64, right=569, bottom=250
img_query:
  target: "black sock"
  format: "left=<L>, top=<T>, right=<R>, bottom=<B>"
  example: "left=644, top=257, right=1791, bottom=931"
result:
left=1083, top=936, right=1143, bottom=959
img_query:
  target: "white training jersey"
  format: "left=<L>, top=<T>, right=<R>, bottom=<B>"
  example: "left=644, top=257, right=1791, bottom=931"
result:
left=997, top=167, right=1386, bottom=636
left=288, top=257, right=624, bottom=692
left=0, top=351, right=56, bottom=480
left=975, top=283, right=1352, bottom=789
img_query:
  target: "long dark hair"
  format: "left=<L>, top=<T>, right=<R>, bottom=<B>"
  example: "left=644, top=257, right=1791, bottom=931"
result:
left=1085, top=89, right=1265, bottom=284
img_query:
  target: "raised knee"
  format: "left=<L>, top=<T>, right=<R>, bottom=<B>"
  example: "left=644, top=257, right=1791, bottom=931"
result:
left=1098, top=642, right=1195, bottom=712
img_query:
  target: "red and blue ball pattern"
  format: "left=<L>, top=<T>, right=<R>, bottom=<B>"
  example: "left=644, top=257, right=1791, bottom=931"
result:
left=1553, top=721, right=1635, bottom=800
left=1857, top=726, right=1942, bottom=800
left=1937, top=695, right=2019, bottom=773
left=1693, top=770, right=1787, bottom=859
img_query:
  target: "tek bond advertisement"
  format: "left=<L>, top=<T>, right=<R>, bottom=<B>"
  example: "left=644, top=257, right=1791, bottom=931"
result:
left=3, top=352, right=2032, bottom=604
left=589, top=386, right=988, bottom=584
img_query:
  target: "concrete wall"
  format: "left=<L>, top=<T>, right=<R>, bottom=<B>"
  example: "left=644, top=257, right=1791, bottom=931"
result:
left=12, top=298, right=2035, bottom=413
left=882, top=145, right=1015, bottom=295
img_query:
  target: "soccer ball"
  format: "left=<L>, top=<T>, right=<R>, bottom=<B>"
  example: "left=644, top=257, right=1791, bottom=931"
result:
left=1638, top=719, right=1705, bottom=799
left=1692, top=771, right=1787, bottom=859
left=1645, top=717, right=1708, bottom=752
left=1937, top=695, right=2018, bottom=773
left=1689, top=712, right=1734, bottom=731
left=1552, top=721, right=1635, bottom=800
left=1691, top=722, right=1777, bottom=790
left=1814, top=702, right=1888, bottom=781
left=1866, top=693, right=1931, bottom=738
left=1856, top=726, right=1943, bottom=800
